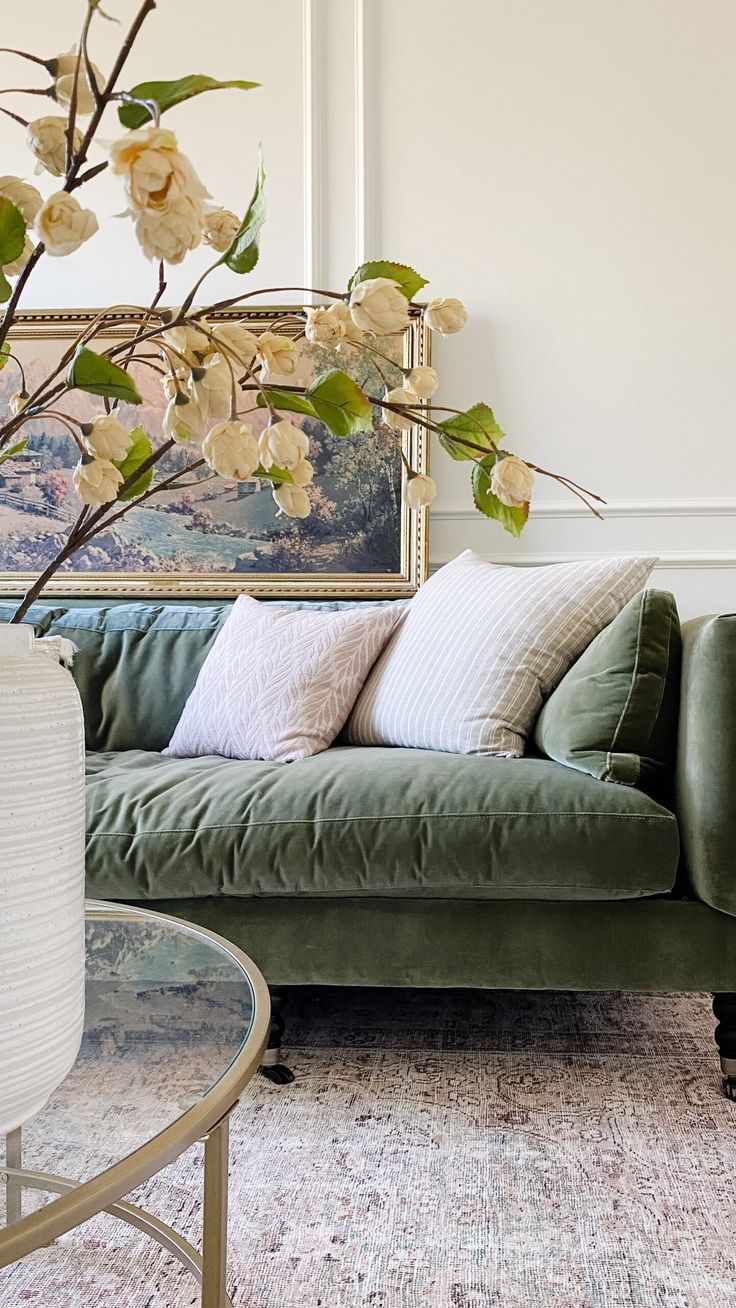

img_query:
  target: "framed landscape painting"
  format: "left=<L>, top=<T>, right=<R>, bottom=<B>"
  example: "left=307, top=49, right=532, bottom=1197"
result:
left=0, top=307, right=430, bottom=600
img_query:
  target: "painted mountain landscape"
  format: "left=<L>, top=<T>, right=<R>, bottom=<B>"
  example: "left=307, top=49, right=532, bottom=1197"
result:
left=0, top=331, right=406, bottom=583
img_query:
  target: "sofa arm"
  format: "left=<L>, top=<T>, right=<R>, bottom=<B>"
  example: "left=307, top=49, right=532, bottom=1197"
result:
left=676, top=614, right=736, bottom=916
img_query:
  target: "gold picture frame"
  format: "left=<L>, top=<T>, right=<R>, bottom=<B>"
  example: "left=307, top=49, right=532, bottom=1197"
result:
left=1, top=306, right=430, bottom=600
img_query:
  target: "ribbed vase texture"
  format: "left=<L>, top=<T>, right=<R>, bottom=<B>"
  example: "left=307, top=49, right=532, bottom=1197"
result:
left=0, top=623, right=86, bottom=1134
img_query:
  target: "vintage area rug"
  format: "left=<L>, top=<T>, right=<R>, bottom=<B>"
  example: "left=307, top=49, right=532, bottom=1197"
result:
left=2, top=988, right=736, bottom=1307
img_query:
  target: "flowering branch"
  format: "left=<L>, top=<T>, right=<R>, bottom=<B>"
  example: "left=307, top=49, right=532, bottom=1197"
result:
left=0, top=0, right=603, bottom=620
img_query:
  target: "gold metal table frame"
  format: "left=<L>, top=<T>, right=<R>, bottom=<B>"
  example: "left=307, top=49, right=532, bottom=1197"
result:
left=0, top=903, right=271, bottom=1308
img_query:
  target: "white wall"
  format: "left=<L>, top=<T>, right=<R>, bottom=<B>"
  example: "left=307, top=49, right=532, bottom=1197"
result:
left=3, top=0, right=735, bottom=617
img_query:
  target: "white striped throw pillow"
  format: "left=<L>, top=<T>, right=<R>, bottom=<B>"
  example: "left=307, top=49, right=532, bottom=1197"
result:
left=347, top=550, right=656, bottom=757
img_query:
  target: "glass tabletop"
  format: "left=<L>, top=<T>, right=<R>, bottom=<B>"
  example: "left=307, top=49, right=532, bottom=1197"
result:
left=1, top=901, right=261, bottom=1233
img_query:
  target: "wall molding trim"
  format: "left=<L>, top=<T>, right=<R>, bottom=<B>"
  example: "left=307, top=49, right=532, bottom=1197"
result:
left=430, top=550, right=736, bottom=571
left=432, top=498, right=736, bottom=522
left=302, top=0, right=324, bottom=291
left=353, top=0, right=374, bottom=266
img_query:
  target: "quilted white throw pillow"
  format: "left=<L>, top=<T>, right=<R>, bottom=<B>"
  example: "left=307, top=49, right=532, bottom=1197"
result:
left=347, top=550, right=656, bottom=757
left=165, top=595, right=402, bottom=763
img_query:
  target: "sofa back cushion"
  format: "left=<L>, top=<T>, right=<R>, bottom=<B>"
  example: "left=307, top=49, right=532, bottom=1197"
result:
left=0, top=598, right=404, bottom=752
left=533, top=589, right=681, bottom=788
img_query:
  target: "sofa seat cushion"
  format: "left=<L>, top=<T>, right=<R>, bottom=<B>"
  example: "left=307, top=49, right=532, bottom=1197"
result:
left=85, top=746, right=679, bottom=903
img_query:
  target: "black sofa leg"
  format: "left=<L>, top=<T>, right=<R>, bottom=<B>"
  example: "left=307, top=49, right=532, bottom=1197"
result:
left=713, top=993, right=736, bottom=1101
left=259, top=991, right=295, bottom=1085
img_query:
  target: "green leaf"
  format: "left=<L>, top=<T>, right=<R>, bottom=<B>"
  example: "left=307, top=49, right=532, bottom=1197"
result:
left=224, top=148, right=266, bottom=275
left=348, top=260, right=428, bottom=302
left=471, top=453, right=529, bottom=538
left=117, top=74, right=260, bottom=129
left=255, top=463, right=294, bottom=486
left=0, top=343, right=11, bottom=371
left=113, top=425, right=154, bottom=501
left=0, top=197, right=25, bottom=301
left=437, top=402, right=505, bottom=462
left=256, top=388, right=318, bottom=419
left=0, top=437, right=28, bottom=467
left=0, top=197, right=25, bottom=268
left=306, top=368, right=372, bottom=436
left=66, top=347, right=143, bottom=404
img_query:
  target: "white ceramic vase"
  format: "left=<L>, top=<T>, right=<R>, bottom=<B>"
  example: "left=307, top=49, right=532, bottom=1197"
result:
left=0, top=622, right=86, bottom=1135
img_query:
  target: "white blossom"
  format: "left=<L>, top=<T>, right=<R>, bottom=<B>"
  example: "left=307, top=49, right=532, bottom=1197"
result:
left=0, top=176, right=43, bottom=226
left=209, top=322, right=258, bottom=368
left=304, top=305, right=343, bottom=346
left=4, top=235, right=35, bottom=278
left=490, top=455, right=534, bottom=507
left=403, top=472, right=437, bottom=510
left=52, top=49, right=105, bottom=115
left=110, top=127, right=208, bottom=264
left=162, top=321, right=211, bottom=366
left=383, top=386, right=416, bottom=431
left=9, top=391, right=29, bottom=415
left=290, top=458, right=314, bottom=486
left=258, top=419, right=309, bottom=470
left=188, top=353, right=232, bottom=421
left=162, top=394, right=208, bottom=443
left=72, top=457, right=123, bottom=506
left=406, top=366, right=439, bottom=400
left=35, top=192, right=98, bottom=256
left=255, top=332, right=299, bottom=379
left=424, top=297, right=468, bottom=335
left=348, top=278, right=409, bottom=336
left=26, top=116, right=81, bottom=178
left=273, top=483, right=311, bottom=518
left=202, top=421, right=260, bottom=480
left=202, top=207, right=240, bottom=253
left=82, top=415, right=132, bottom=461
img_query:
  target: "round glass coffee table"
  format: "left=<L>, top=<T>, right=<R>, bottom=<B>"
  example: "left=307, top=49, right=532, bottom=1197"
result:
left=0, top=901, right=270, bottom=1307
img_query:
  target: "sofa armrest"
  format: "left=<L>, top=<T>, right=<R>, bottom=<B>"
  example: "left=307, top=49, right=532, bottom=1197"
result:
left=676, top=614, right=736, bottom=916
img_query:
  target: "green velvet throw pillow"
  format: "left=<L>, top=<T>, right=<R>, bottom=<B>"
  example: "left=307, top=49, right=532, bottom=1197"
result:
left=533, top=588, right=681, bottom=786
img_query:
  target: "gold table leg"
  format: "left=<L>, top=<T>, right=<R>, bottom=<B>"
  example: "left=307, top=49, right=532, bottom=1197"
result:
left=202, top=1115, right=230, bottom=1308
left=4, top=1129, right=22, bottom=1225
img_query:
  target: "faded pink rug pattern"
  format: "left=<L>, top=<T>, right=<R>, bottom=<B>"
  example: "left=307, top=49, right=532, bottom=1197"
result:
left=2, top=988, right=736, bottom=1307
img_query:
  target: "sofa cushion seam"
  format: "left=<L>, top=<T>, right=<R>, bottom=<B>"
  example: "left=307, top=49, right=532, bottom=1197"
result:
left=86, top=808, right=678, bottom=839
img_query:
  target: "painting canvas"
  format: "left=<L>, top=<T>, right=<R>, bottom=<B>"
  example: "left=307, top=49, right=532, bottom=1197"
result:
left=0, top=307, right=429, bottom=600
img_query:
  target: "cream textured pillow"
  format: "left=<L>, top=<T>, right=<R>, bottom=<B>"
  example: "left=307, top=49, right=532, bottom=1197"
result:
left=347, top=550, right=656, bottom=757
left=165, top=596, right=402, bottom=763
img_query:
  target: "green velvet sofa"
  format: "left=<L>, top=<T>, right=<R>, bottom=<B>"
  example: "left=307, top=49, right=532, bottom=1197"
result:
left=4, top=597, right=736, bottom=1094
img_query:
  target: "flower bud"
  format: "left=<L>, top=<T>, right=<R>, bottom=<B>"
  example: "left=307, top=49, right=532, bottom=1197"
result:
left=9, top=391, right=29, bottom=416
left=406, top=366, right=439, bottom=400
left=202, top=207, right=240, bottom=253
left=35, top=191, right=98, bottom=257
left=402, top=472, right=437, bottom=511
left=348, top=278, right=409, bottom=336
left=258, top=419, right=308, bottom=470
left=72, top=456, right=123, bottom=506
left=27, top=116, right=82, bottom=178
left=490, top=455, right=534, bottom=508
left=424, top=297, right=468, bottom=335
left=383, top=387, right=416, bottom=431
left=273, top=483, right=311, bottom=518
left=202, top=421, right=260, bottom=480
left=255, top=332, right=299, bottom=379
left=82, top=414, right=132, bottom=461
left=0, top=175, right=43, bottom=225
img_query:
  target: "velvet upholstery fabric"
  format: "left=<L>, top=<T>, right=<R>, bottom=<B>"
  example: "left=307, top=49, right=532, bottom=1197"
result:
left=84, top=746, right=679, bottom=902
left=676, top=614, right=736, bottom=917
left=534, top=589, right=681, bottom=787
left=138, top=895, right=736, bottom=991
left=0, top=599, right=404, bottom=753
